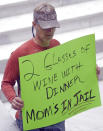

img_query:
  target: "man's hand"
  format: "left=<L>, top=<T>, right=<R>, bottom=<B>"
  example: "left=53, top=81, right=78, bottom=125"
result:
left=96, top=64, right=100, bottom=78
left=11, top=97, right=24, bottom=110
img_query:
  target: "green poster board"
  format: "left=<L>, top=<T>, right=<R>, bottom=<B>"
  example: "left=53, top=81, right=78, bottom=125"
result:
left=19, top=34, right=101, bottom=131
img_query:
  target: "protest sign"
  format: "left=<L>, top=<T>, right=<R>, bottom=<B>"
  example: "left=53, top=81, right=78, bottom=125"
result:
left=19, top=34, right=101, bottom=130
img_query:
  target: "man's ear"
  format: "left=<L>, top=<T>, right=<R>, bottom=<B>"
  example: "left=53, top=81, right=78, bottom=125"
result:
left=32, top=21, right=36, bottom=27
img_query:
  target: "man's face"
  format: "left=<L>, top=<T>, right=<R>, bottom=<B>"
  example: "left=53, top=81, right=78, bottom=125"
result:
left=35, top=24, right=56, bottom=42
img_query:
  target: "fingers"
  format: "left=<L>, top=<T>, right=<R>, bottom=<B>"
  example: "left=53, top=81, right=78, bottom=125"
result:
left=96, top=65, right=100, bottom=78
left=11, top=97, right=24, bottom=110
left=96, top=66, right=100, bottom=75
left=96, top=65, right=100, bottom=80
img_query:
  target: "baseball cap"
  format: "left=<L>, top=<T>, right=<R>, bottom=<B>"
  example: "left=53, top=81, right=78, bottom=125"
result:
left=33, top=3, right=60, bottom=29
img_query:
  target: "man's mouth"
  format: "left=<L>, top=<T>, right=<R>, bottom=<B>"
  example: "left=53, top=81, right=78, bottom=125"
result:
left=46, top=34, right=53, bottom=37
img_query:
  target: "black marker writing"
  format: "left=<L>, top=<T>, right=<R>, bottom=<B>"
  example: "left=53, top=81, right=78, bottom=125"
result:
left=74, top=89, right=96, bottom=107
left=44, top=50, right=77, bottom=70
left=22, top=60, right=40, bottom=81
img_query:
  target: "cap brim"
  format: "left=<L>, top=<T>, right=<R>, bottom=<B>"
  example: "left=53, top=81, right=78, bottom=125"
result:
left=38, top=20, right=60, bottom=29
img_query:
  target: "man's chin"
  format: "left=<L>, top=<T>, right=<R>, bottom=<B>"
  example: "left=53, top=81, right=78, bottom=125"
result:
left=46, top=36, right=53, bottom=40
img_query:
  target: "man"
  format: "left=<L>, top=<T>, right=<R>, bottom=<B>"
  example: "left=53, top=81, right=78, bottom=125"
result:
left=1, top=3, right=65, bottom=131
left=1, top=3, right=100, bottom=131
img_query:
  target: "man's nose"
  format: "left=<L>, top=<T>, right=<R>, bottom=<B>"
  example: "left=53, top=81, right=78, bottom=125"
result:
left=46, top=28, right=54, bottom=32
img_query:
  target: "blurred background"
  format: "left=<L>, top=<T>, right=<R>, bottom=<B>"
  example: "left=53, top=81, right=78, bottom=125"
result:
left=0, top=0, right=103, bottom=131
